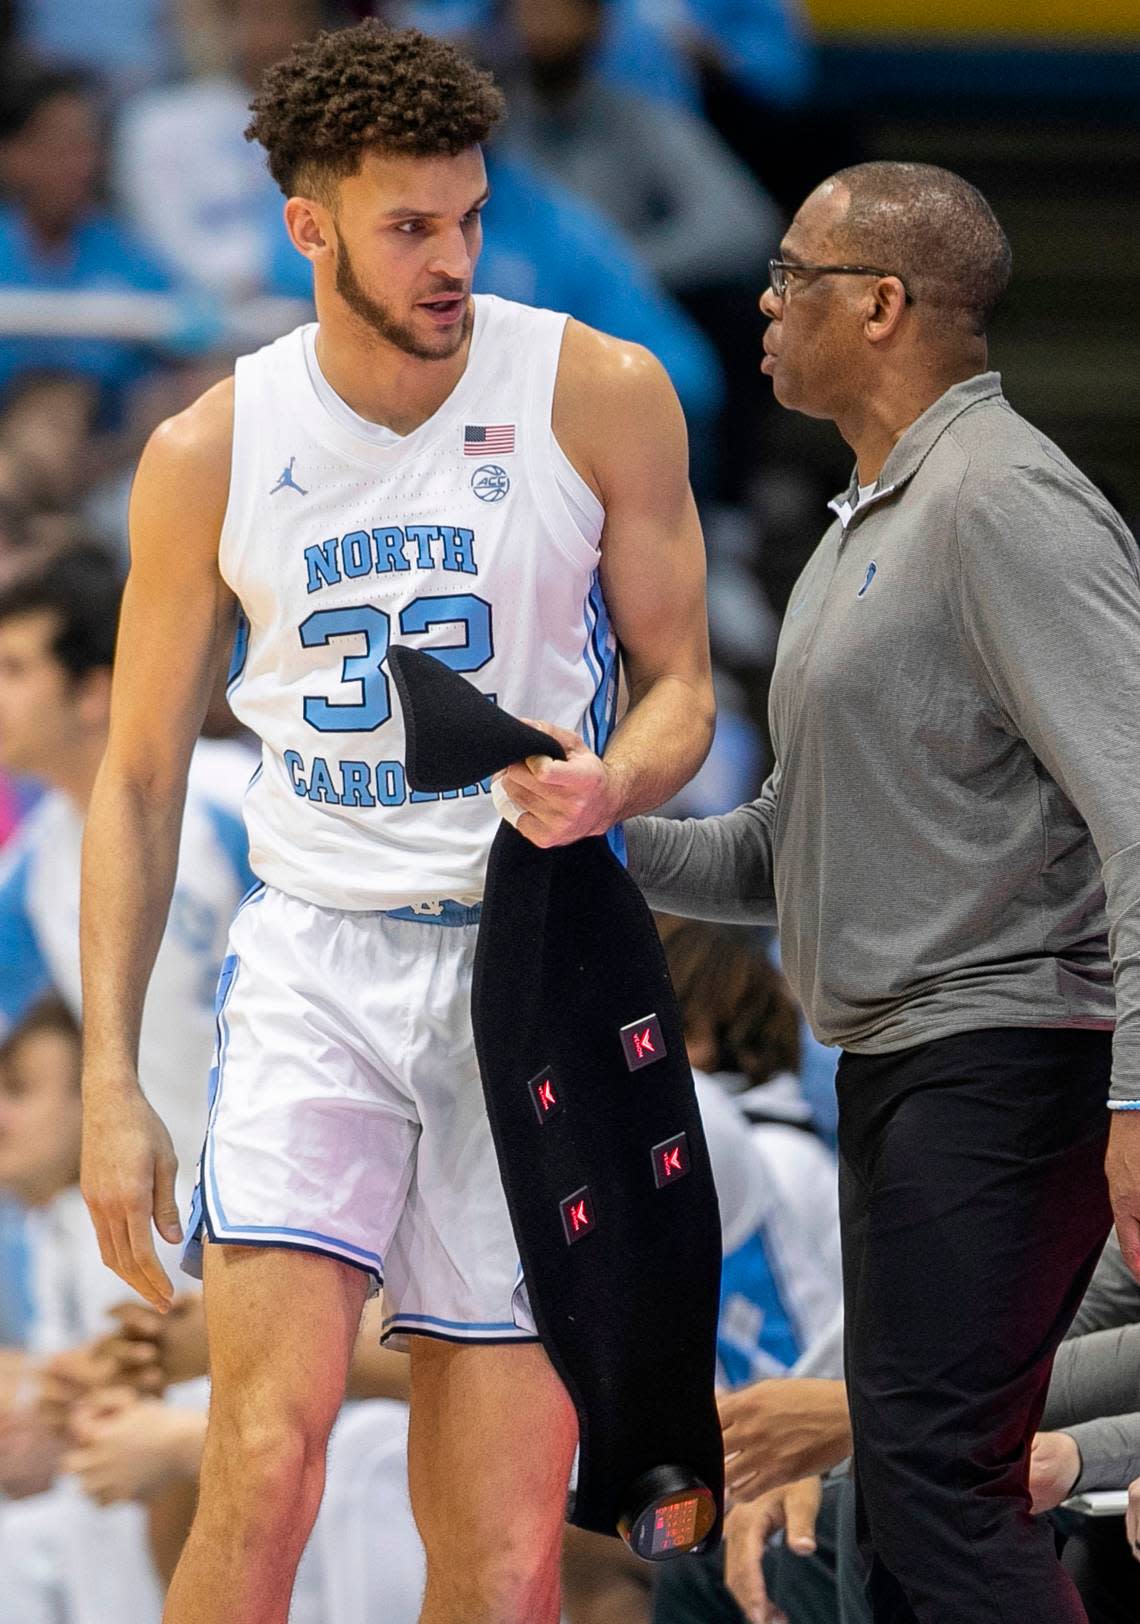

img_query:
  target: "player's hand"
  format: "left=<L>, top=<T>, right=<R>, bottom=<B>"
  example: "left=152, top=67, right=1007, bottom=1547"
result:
left=1127, top=1476, right=1140, bottom=1562
left=723, top=1476, right=822, bottom=1624
left=1107, top=1112, right=1140, bottom=1282
left=498, top=720, right=620, bottom=848
left=720, top=1378, right=852, bottom=1501
left=81, top=1081, right=181, bottom=1313
left=1028, top=1431, right=1082, bottom=1513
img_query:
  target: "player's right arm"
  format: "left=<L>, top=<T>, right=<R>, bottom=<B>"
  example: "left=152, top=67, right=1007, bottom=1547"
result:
left=80, top=380, right=238, bottom=1313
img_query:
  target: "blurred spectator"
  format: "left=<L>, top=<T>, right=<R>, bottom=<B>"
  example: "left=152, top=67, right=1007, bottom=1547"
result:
left=0, top=60, right=171, bottom=420
left=0, top=548, right=252, bottom=1621
left=0, top=999, right=167, bottom=1624
left=82, top=351, right=240, bottom=564
left=0, top=545, right=255, bottom=1200
left=13, top=0, right=176, bottom=99
left=0, top=370, right=98, bottom=516
left=115, top=0, right=325, bottom=297
left=491, top=0, right=780, bottom=502
left=496, top=0, right=778, bottom=301
left=401, top=0, right=813, bottom=113
left=0, top=1192, right=30, bottom=1342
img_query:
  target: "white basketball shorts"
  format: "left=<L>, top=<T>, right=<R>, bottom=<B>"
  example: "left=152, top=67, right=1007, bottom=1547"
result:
left=182, top=884, right=537, bottom=1346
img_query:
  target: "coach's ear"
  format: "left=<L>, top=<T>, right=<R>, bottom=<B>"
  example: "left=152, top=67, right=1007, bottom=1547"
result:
left=283, top=195, right=334, bottom=264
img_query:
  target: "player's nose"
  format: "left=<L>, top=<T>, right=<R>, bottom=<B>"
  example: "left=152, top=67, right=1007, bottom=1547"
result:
left=428, top=227, right=474, bottom=285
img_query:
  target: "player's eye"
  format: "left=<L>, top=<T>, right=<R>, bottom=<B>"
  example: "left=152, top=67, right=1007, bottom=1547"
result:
left=396, top=219, right=426, bottom=235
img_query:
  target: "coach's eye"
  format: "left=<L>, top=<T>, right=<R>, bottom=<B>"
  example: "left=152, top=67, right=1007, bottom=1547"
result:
left=397, top=220, right=426, bottom=235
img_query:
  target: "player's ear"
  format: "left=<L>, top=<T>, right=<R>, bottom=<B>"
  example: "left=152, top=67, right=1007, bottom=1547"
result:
left=284, top=196, right=334, bottom=263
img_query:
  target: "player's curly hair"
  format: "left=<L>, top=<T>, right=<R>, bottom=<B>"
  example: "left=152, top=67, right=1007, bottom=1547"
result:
left=246, top=21, right=506, bottom=200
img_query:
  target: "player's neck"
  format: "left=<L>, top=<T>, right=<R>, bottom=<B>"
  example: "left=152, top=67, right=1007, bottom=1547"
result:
left=312, top=307, right=474, bottom=439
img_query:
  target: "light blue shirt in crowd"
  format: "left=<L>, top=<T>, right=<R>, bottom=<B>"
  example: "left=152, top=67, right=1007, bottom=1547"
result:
left=0, top=206, right=170, bottom=415
left=400, top=0, right=813, bottom=110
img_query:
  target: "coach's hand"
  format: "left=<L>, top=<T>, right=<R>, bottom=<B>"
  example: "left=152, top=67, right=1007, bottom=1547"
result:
left=81, top=1081, right=181, bottom=1313
left=498, top=720, right=620, bottom=849
left=1107, top=1111, right=1140, bottom=1283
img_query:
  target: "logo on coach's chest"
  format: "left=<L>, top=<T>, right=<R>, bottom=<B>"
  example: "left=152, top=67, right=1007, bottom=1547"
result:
left=856, top=561, right=878, bottom=598
left=470, top=463, right=511, bottom=503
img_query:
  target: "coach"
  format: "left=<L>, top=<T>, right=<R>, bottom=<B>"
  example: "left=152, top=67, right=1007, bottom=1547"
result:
left=626, top=161, right=1140, bottom=1623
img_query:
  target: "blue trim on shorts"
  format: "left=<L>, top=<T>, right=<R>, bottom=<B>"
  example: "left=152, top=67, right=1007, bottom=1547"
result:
left=382, top=1310, right=524, bottom=1334
left=384, top=899, right=482, bottom=927
left=233, top=879, right=267, bottom=919
left=385, top=1325, right=542, bottom=1348
left=200, top=1209, right=382, bottom=1285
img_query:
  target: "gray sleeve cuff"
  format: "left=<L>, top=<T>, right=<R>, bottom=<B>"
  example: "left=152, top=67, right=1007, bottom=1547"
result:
left=625, top=804, right=778, bottom=926
left=1066, top=1415, right=1140, bottom=1494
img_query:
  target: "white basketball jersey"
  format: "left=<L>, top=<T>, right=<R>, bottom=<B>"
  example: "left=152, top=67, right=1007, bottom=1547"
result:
left=222, top=296, right=616, bottom=911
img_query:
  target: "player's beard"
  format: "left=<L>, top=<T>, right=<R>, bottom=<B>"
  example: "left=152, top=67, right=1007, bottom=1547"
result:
left=335, top=234, right=471, bottom=361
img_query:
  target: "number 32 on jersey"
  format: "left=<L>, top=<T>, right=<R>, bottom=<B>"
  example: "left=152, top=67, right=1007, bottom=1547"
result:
left=299, top=593, right=492, bottom=733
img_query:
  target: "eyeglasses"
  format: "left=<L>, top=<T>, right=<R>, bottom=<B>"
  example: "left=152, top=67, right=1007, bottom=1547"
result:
left=767, top=259, right=912, bottom=303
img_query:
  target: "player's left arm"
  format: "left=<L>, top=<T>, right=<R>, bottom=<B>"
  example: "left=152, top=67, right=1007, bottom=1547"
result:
left=501, top=324, right=714, bottom=847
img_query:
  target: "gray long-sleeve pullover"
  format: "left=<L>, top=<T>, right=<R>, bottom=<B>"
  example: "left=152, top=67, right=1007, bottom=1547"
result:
left=628, top=374, right=1140, bottom=1100
left=1042, top=1236, right=1140, bottom=1491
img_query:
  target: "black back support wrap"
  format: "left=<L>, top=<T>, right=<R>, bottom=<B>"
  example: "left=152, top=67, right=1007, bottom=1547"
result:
left=389, top=646, right=725, bottom=1552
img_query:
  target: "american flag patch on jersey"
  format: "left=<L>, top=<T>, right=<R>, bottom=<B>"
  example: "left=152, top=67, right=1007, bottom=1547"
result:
left=464, top=424, right=516, bottom=455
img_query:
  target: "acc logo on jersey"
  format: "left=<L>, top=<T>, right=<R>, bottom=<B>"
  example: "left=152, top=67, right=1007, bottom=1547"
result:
left=471, top=464, right=510, bottom=503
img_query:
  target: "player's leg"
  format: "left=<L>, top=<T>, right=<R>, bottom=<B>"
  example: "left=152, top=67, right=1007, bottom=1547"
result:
left=163, top=1242, right=370, bottom=1624
left=407, top=1337, right=578, bottom=1624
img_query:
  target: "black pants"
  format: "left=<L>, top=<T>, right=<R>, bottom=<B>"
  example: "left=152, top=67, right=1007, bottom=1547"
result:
left=838, top=1027, right=1113, bottom=1624
left=1056, top=1510, right=1140, bottom=1624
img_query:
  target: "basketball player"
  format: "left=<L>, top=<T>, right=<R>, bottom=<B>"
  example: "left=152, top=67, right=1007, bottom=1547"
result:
left=78, top=23, right=714, bottom=1624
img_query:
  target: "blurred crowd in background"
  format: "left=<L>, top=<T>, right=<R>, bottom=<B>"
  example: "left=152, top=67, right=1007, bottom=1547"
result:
left=0, top=1, right=1137, bottom=1620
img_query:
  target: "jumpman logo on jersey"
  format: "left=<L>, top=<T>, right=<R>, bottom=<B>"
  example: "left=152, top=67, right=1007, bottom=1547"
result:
left=269, top=456, right=308, bottom=496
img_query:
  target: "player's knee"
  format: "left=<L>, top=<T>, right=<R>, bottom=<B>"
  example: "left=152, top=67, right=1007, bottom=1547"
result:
left=202, top=1407, right=330, bottom=1522
left=425, top=1543, right=559, bottom=1620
